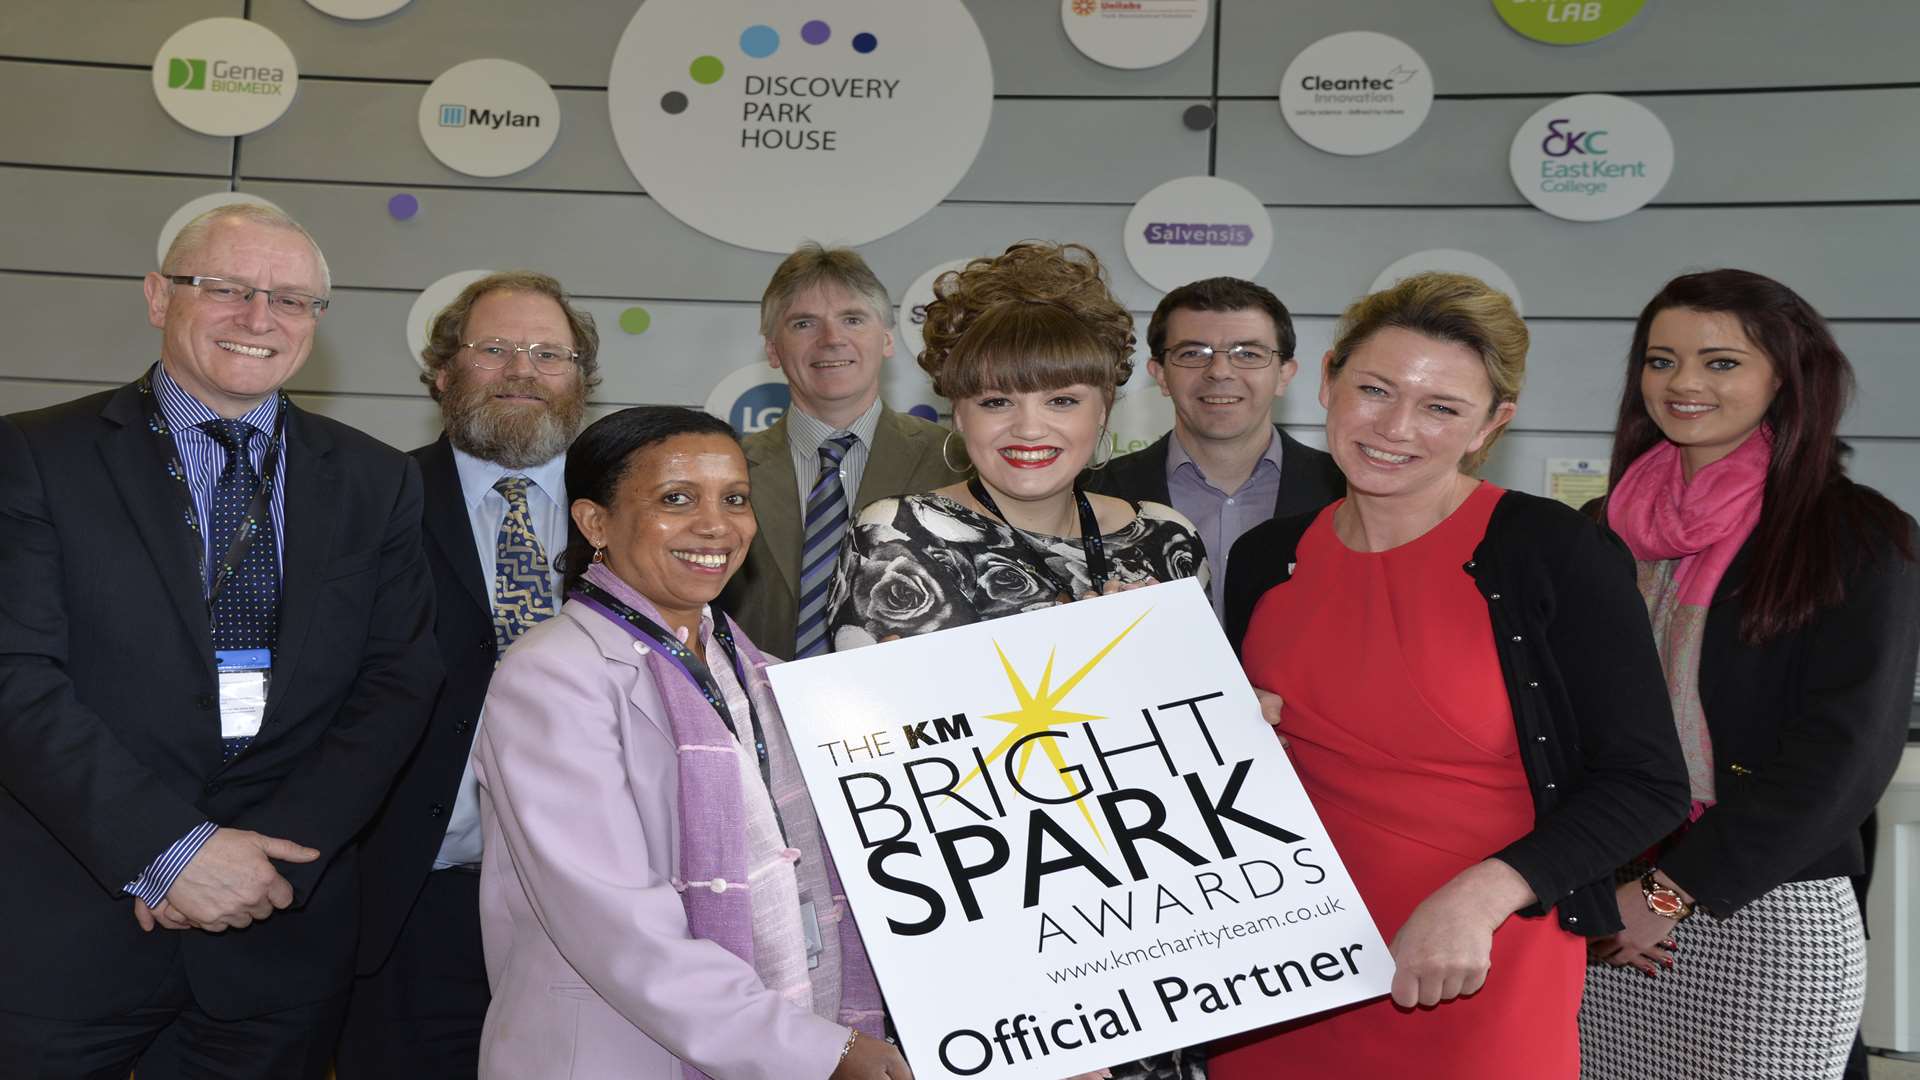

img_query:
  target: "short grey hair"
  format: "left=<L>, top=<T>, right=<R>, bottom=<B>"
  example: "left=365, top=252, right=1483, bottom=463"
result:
left=759, top=242, right=892, bottom=339
left=161, top=203, right=332, bottom=294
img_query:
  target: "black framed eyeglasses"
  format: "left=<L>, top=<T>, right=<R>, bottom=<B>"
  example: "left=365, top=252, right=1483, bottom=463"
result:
left=1161, top=343, right=1287, bottom=369
left=461, top=338, right=581, bottom=375
left=168, top=275, right=330, bottom=318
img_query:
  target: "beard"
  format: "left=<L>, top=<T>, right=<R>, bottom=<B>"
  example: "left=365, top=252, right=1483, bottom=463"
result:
left=440, top=369, right=587, bottom=469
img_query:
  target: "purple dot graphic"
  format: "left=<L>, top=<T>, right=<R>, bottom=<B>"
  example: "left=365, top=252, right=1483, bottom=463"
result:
left=387, top=193, right=419, bottom=220
left=852, top=31, right=877, bottom=54
left=907, top=404, right=939, bottom=422
left=801, top=20, right=831, bottom=45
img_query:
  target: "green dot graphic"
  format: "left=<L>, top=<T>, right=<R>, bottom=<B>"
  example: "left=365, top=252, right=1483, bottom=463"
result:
left=619, top=306, right=652, bottom=334
left=690, top=56, right=724, bottom=84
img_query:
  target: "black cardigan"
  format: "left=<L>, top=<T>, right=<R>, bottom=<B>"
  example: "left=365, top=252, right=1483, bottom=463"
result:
left=1223, top=489, right=1691, bottom=937
left=1653, top=509, right=1919, bottom=915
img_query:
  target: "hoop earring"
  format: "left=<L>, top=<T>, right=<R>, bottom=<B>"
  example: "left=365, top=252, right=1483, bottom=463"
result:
left=1087, top=428, right=1115, bottom=472
left=591, top=546, right=607, bottom=564
left=941, top=430, right=974, bottom=474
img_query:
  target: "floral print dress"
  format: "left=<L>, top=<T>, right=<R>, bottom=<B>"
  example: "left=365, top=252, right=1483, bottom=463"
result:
left=823, top=493, right=1212, bottom=1080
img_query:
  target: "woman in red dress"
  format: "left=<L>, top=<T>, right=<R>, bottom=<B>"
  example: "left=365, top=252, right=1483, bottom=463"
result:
left=1212, top=273, right=1688, bottom=1079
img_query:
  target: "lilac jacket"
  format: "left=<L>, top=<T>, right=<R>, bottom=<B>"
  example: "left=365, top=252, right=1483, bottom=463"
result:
left=472, top=600, right=852, bottom=1080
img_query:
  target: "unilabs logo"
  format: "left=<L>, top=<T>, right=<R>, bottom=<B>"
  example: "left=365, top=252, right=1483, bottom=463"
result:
left=436, top=103, right=544, bottom=130
left=166, top=56, right=288, bottom=95
left=1141, top=223, right=1255, bottom=247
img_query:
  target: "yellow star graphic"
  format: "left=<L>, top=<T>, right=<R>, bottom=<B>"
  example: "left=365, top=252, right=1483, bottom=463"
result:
left=952, top=609, right=1152, bottom=849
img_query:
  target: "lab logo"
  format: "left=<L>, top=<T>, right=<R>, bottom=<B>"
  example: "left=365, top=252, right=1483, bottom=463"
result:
left=1510, top=93, right=1671, bottom=222
left=167, top=58, right=207, bottom=90
left=705, top=363, right=792, bottom=434
left=438, top=103, right=467, bottom=127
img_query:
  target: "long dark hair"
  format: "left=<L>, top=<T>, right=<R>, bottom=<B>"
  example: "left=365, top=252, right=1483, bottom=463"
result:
left=559, top=406, right=740, bottom=595
left=1605, top=269, right=1912, bottom=643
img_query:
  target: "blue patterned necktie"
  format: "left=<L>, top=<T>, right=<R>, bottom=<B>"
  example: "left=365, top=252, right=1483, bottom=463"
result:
left=492, top=475, right=556, bottom=658
left=201, top=418, right=278, bottom=762
left=793, top=433, right=857, bottom=658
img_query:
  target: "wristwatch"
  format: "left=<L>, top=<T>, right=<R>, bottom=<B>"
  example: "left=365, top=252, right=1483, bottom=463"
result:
left=1641, top=870, right=1695, bottom=920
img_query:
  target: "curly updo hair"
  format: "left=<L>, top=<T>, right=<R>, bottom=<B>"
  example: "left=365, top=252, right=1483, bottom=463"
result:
left=917, top=242, right=1136, bottom=408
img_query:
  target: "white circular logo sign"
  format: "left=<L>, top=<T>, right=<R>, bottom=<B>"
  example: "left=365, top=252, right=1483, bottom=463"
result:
left=407, top=268, right=496, bottom=370
left=1060, top=0, right=1210, bottom=71
left=1124, top=176, right=1273, bottom=293
left=305, top=0, right=411, bottom=19
left=418, top=60, right=562, bottom=178
left=152, top=18, right=298, bottom=137
left=885, top=258, right=970, bottom=416
left=1510, top=93, right=1673, bottom=222
left=607, top=0, right=994, bottom=253
left=155, top=192, right=284, bottom=268
left=706, top=363, right=792, bottom=434
left=1279, top=31, right=1432, bottom=156
left=1370, top=250, right=1524, bottom=316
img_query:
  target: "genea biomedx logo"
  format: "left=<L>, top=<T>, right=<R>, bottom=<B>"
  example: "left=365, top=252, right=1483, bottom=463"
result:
left=167, top=57, right=287, bottom=94
left=437, top=104, right=543, bottom=130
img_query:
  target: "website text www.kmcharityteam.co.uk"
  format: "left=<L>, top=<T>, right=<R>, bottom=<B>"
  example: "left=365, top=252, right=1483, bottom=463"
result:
left=1045, top=895, right=1347, bottom=986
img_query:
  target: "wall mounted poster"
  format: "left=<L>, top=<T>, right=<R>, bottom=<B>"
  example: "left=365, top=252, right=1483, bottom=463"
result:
left=1509, top=93, right=1673, bottom=221
left=1492, top=0, right=1648, bottom=45
left=769, top=580, right=1390, bottom=1079
left=1279, top=31, right=1433, bottom=156
left=607, top=0, right=993, bottom=253
left=418, top=59, right=562, bottom=178
left=151, top=17, right=298, bottom=137
left=1061, top=0, right=1210, bottom=70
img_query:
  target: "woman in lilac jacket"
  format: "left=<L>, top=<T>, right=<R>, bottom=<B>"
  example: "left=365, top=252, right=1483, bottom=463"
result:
left=472, top=406, right=909, bottom=1080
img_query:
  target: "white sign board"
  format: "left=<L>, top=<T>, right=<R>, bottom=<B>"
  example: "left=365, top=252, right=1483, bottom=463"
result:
left=1124, top=177, right=1273, bottom=294
left=1509, top=93, right=1673, bottom=222
left=770, top=580, right=1390, bottom=1079
left=156, top=192, right=284, bottom=268
left=607, top=0, right=994, bottom=253
left=151, top=18, right=299, bottom=137
left=418, top=59, right=562, bottom=178
left=1279, top=31, right=1432, bottom=156
left=407, top=268, right=496, bottom=370
left=1061, top=0, right=1210, bottom=71
left=305, top=0, right=411, bottom=19
left=706, top=363, right=791, bottom=434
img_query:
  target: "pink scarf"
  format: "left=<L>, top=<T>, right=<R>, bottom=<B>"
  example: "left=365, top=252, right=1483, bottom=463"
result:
left=1607, top=426, right=1771, bottom=813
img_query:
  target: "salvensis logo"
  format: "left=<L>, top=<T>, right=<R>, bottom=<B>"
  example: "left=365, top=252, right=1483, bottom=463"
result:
left=167, top=58, right=207, bottom=90
left=1142, top=223, right=1255, bottom=247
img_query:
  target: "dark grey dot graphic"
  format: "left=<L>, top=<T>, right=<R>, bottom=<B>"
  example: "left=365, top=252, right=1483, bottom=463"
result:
left=1183, top=104, right=1216, bottom=131
left=661, top=91, right=689, bottom=115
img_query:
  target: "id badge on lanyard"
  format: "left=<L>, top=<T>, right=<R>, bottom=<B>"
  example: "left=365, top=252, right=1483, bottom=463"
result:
left=214, top=648, right=270, bottom=739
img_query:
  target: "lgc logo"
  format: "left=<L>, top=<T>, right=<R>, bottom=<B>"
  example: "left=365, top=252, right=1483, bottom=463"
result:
left=728, top=382, right=791, bottom=434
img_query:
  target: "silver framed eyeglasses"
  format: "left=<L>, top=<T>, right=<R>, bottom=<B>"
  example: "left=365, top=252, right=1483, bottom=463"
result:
left=461, top=338, right=581, bottom=375
left=168, top=275, right=330, bottom=318
left=1161, top=343, right=1286, bottom=369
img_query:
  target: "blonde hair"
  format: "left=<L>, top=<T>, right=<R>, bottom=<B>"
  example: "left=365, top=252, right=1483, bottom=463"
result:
left=919, top=242, right=1135, bottom=407
left=418, top=270, right=601, bottom=400
left=161, top=203, right=331, bottom=293
left=759, top=242, right=893, bottom=338
left=1328, top=271, right=1527, bottom=472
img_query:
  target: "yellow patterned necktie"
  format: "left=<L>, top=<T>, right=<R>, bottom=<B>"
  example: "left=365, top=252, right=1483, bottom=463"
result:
left=491, top=475, right=556, bottom=658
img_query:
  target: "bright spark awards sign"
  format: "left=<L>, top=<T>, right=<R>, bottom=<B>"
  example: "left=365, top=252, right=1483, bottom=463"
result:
left=769, top=580, right=1389, bottom=1079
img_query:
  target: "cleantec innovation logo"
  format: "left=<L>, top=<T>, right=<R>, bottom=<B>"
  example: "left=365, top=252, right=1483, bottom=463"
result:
left=1509, top=93, right=1673, bottom=222
left=1279, top=31, right=1432, bottom=156
left=418, top=60, right=561, bottom=178
left=607, top=0, right=993, bottom=253
left=151, top=18, right=299, bottom=136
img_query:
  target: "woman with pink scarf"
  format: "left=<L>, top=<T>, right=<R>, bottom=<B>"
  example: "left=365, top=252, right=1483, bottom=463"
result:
left=470, top=406, right=907, bottom=1080
left=1580, top=270, right=1920, bottom=1080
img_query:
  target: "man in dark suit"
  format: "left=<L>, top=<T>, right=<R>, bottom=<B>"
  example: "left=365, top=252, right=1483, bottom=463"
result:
left=1084, top=277, right=1343, bottom=621
left=338, top=271, right=597, bottom=1078
left=0, top=204, right=439, bottom=1078
left=719, top=244, right=967, bottom=658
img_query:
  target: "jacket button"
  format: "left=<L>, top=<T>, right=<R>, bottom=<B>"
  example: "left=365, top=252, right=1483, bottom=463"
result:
left=1568, top=915, right=1579, bottom=925
left=1528, top=681, right=1540, bottom=688
left=1511, top=635, right=1523, bottom=642
left=428, top=802, right=446, bottom=818
left=195, top=693, right=214, bottom=709
left=1536, top=735, right=1547, bottom=742
left=454, top=719, right=471, bottom=735
left=1544, top=782, right=1557, bottom=790
left=478, top=638, right=492, bottom=653
left=1489, top=593, right=1501, bottom=600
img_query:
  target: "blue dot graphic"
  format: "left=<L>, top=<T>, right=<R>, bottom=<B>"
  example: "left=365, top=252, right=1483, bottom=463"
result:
left=852, top=32, right=877, bottom=54
left=907, top=404, right=939, bottom=422
left=740, top=25, right=779, bottom=58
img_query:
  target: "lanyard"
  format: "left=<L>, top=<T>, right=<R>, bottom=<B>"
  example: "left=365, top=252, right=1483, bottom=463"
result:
left=137, top=372, right=286, bottom=607
left=572, top=579, right=777, bottom=801
left=966, top=477, right=1110, bottom=598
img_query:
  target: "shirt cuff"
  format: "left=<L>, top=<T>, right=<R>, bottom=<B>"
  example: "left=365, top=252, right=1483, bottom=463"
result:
left=123, top=822, right=219, bottom=906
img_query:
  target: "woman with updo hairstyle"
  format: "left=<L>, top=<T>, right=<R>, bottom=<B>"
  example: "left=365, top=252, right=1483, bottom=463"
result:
left=1212, top=272, right=1687, bottom=1079
left=1578, top=269, right=1919, bottom=1080
left=825, top=241, right=1209, bottom=1080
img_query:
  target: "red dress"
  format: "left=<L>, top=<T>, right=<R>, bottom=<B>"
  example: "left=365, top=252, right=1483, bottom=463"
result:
left=1211, top=483, right=1582, bottom=1080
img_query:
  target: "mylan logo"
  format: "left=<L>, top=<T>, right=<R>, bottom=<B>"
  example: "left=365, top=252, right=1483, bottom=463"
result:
left=439, top=104, right=468, bottom=127
left=168, top=58, right=207, bottom=91
left=438, top=104, right=542, bottom=131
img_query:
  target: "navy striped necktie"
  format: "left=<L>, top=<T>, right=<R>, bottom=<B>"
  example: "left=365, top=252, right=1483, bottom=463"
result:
left=793, top=433, right=857, bottom=657
left=201, top=418, right=277, bottom=762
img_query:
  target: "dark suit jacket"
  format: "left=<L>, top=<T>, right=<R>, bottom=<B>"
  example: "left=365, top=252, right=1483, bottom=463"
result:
left=354, top=435, right=501, bottom=973
left=1659, top=516, right=1919, bottom=915
left=0, top=381, right=440, bottom=1021
left=719, top=406, right=967, bottom=658
left=1081, top=425, right=1346, bottom=528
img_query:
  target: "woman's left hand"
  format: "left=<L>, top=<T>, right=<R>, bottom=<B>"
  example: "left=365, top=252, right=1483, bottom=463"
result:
left=1079, top=576, right=1159, bottom=601
left=1387, top=859, right=1535, bottom=1008
left=1591, top=880, right=1680, bottom=976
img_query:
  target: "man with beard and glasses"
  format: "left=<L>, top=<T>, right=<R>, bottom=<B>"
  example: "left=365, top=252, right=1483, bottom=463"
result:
left=337, top=271, right=598, bottom=1079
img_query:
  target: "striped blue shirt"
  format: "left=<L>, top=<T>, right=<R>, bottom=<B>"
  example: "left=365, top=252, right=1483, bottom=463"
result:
left=123, top=362, right=289, bottom=906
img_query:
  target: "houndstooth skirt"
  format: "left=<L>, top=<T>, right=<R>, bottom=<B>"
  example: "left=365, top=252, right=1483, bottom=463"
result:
left=1579, top=876, right=1865, bottom=1080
